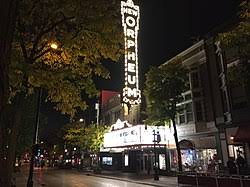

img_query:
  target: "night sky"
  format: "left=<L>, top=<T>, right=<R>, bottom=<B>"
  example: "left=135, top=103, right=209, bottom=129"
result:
left=41, top=0, right=239, bottom=140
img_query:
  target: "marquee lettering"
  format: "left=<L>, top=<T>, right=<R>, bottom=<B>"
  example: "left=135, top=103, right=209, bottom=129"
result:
left=121, top=0, right=141, bottom=105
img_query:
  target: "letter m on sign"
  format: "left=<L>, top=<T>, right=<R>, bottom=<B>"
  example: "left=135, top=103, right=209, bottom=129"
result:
left=127, top=87, right=137, bottom=97
left=123, top=87, right=141, bottom=105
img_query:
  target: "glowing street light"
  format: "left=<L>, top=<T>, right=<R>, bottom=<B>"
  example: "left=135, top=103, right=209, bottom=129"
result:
left=50, top=43, right=58, bottom=49
left=27, top=41, right=59, bottom=186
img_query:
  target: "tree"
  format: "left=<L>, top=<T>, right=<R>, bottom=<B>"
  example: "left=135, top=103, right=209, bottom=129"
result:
left=12, top=0, right=123, bottom=117
left=63, top=122, right=107, bottom=153
left=0, top=0, right=123, bottom=186
left=218, top=1, right=250, bottom=102
left=0, top=1, right=19, bottom=185
left=0, top=0, right=18, bottom=114
left=144, top=59, right=188, bottom=172
left=218, top=1, right=250, bottom=58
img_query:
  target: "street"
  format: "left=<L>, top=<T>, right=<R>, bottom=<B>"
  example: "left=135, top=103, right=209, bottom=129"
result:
left=15, top=165, right=176, bottom=187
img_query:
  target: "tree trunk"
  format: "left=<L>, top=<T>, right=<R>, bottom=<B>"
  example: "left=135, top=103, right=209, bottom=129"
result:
left=0, top=93, right=24, bottom=187
left=0, top=0, right=18, bottom=113
left=0, top=1, right=19, bottom=186
left=0, top=113, right=20, bottom=187
left=172, top=118, right=182, bottom=172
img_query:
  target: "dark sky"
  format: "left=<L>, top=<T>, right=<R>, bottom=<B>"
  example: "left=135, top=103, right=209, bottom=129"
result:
left=41, top=0, right=239, bottom=140
left=100, top=0, right=239, bottom=92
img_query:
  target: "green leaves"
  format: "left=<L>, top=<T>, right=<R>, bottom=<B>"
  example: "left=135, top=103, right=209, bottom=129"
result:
left=63, top=122, right=107, bottom=152
left=144, top=58, right=188, bottom=123
left=218, top=1, right=250, bottom=58
left=10, top=0, right=123, bottom=118
left=218, top=1, right=250, bottom=103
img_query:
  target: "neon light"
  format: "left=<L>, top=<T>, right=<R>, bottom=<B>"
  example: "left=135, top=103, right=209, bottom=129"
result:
left=121, top=0, right=141, bottom=105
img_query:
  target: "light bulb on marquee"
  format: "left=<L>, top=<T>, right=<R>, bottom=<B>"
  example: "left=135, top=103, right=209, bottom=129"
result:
left=121, top=0, right=141, bottom=105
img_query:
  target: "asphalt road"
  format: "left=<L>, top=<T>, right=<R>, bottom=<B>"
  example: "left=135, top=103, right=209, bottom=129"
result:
left=15, top=166, right=157, bottom=187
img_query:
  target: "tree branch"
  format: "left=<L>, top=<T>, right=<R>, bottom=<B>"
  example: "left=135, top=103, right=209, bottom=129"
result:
left=17, top=20, right=28, bottom=62
left=30, top=15, right=74, bottom=62
left=33, top=48, right=51, bottom=62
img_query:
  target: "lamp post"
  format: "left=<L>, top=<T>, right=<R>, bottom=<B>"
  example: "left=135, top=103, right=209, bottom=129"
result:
left=27, top=88, right=42, bottom=187
left=153, top=130, right=160, bottom=181
left=27, top=42, right=58, bottom=187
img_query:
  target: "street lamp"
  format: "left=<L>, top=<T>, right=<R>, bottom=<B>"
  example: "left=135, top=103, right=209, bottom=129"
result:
left=153, top=129, right=161, bottom=181
left=27, top=88, right=42, bottom=187
left=50, top=42, right=58, bottom=49
left=27, top=42, right=58, bottom=187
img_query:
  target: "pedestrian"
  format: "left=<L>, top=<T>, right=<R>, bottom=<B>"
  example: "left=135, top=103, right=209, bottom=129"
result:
left=227, top=157, right=237, bottom=174
left=236, top=153, right=246, bottom=175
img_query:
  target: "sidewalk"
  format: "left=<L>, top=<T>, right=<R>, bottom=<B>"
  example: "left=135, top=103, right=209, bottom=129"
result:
left=86, top=170, right=178, bottom=187
left=14, top=167, right=41, bottom=187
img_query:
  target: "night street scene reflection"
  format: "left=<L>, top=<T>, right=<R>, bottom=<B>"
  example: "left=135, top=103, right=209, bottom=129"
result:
left=1, top=0, right=250, bottom=187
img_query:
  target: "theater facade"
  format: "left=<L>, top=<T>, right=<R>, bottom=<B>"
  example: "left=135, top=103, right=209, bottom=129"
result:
left=100, top=120, right=171, bottom=174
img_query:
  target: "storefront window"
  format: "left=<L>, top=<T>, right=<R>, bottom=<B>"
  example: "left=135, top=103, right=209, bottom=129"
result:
left=182, top=149, right=195, bottom=171
left=124, top=154, right=128, bottom=166
left=196, top=149, right=217, bottom=172
left=159, top=154, right=166, bottom=170
left=102, top=157, right=112, bottom=166
left=169, top=149, right=217, bottom=172
left=228, top=145, right=244, bottom=159
left=169, top=149, right=177, bottom=171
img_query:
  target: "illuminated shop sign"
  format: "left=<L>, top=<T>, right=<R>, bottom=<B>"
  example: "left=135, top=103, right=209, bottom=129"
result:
left=121, top=0, right=141, bottom=105
left=104, top=125, right=169, bottom=148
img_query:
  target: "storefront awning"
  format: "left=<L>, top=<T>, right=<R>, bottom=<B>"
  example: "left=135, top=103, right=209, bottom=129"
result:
left=234, top=125, right=250, bottom=142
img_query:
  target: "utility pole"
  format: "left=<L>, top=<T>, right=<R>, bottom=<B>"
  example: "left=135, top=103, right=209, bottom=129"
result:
left=27, top=88, right=42, bottom=187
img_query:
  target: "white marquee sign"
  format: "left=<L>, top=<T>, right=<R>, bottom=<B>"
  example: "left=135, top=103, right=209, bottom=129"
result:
left=121, top=0, right=141, bottom=105
left=104, top=124, right=169, bottom=148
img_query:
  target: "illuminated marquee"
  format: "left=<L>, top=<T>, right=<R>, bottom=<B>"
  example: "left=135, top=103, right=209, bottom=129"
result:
left=103, top=124, right=169, bottom=148
left=121, top=0, right=141, bottom=105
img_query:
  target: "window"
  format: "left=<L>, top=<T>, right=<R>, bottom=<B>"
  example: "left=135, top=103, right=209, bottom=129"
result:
left=186, top=103, right=193, bottom=122
left=179, top=113, right=185, bottom=124
left=195, top=101, right=203, bottom=121
left=185, top=93, right=192, bottom=100
left=191, top=71, right=200, bottom=89
left=159, top=154, right=166, bottom=170
left=102, top=157, right=112, bottom=166
left=177, top=102, right=194, bottom=124
left=178, top=106, right=185, bottom=124
left=125, top=154, right=128, bottom=166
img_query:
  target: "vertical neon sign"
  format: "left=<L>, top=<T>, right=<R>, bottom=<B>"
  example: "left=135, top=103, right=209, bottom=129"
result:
left=121, top=0, right=141, bottom=105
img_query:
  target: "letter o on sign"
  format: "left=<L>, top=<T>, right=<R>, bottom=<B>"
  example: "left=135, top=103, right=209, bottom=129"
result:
left=126, top=16, right=136, bottom=27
